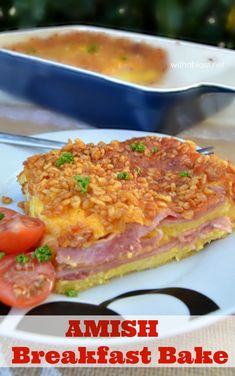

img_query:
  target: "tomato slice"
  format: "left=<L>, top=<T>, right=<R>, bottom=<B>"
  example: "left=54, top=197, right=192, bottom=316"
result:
left=0, top=254, right=55, bottom=308
left=0, top=208, right=45, bottom=254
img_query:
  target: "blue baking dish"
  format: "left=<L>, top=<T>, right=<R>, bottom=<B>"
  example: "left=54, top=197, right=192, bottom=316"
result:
left=0, top=25, right=235, bottom=133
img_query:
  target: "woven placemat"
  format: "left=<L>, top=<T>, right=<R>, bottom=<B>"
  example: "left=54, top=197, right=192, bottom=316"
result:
left=2, top=367, right=235, bottom=375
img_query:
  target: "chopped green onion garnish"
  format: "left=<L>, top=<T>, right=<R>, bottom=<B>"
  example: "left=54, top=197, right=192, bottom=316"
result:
left=151, top=146, right=159, bottom=153
left=65, top=289, right=79, bottom=298
left=16, top=253, right=29, bottom=264
left=134, top=167, right=141, bottom=175
left=0, top=213, right=5, bottom=221
left=130, top=142, right=146, bottom=153
left=32, top=245, right=52, bottom=262
left=56, top=152, right=74, bottom=168
left=117, top=171, right=129, bottom=180
left=0, top=252, right=5, bottom=260
left=120, top=54, right=128, bottom=61
left=87, top=44, right=98, bottom=53
left=179, top=170, right=191, bottom=177
left=26, top=47, right=37, bottom=54
left=74, top=176, right=90, bottom=193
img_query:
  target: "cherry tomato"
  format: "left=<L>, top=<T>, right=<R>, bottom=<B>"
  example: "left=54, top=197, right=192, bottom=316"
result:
left=0, top=254, right=55, bottom=308
left=0, top=208, right=45, bottom=254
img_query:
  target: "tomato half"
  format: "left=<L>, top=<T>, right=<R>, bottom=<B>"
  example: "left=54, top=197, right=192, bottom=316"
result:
left=0, top=208, right=45, bottom=254
left=0, top=254, right=55, bottom=308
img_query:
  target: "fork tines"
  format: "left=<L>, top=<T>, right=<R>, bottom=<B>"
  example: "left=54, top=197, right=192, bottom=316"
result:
left=197, top=146, right=214, bottom=155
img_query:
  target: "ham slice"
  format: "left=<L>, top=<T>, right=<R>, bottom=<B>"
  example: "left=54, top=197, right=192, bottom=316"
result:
left=56, top=209, right=174, bottom=267
left=56, top=216, right=232, bottom=281
left=178, top=217, right=231, bottom=243
left=162, top=198, right=226, bottom=225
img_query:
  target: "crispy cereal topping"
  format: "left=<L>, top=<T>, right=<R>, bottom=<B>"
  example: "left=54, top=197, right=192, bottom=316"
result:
left=18, top=136, right=235, bottom=230
left=1, top=196, right=13, bottom=205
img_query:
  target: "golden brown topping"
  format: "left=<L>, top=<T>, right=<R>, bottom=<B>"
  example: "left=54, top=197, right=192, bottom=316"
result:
left=7, top=31, right=168, bottom=86
left=18, top=136, right=235, bottom=231
left=17, top=201, right=26, bottom=210
left=1, top=196, right=13, bottom=205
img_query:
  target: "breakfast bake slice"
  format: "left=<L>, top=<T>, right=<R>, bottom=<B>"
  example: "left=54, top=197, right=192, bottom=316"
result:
left=18, top=136, right=235, bottom=293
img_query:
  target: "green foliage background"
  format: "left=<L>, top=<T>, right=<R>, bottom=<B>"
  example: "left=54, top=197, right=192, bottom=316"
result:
left=0, top=0, right=235, bottom=48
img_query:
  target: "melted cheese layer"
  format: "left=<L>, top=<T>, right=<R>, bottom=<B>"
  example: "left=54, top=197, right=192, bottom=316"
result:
left=28, top=196, right=234, bottom=248
left=54, top=228, right=227, bottom=293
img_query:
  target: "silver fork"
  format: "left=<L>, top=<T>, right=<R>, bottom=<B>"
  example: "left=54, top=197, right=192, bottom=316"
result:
left=196, top=146, right=214, bottom=155
left=0, top=132, right=214, bottom=154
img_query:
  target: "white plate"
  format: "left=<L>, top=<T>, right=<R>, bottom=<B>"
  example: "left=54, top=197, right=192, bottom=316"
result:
left=0, top=129, right=234, bottom=345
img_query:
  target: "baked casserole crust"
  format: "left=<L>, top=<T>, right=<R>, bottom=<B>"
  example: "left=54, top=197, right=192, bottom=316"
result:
left=6, top=31, right=168, bottom=85
left=18, top=136, right=235, bottom=293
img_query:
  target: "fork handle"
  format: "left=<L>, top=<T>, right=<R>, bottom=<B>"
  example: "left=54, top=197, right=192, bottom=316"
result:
left=0, top=132, right=213, bottom=154
left=0, top=132, right=66, bottom=149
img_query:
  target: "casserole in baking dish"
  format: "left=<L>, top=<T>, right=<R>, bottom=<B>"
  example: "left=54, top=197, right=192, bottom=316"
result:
left=0, top=26, right=234, bottom=131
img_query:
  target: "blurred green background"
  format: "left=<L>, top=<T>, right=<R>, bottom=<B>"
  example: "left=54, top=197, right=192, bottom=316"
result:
left=0, top=0, right=235, bottom=48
